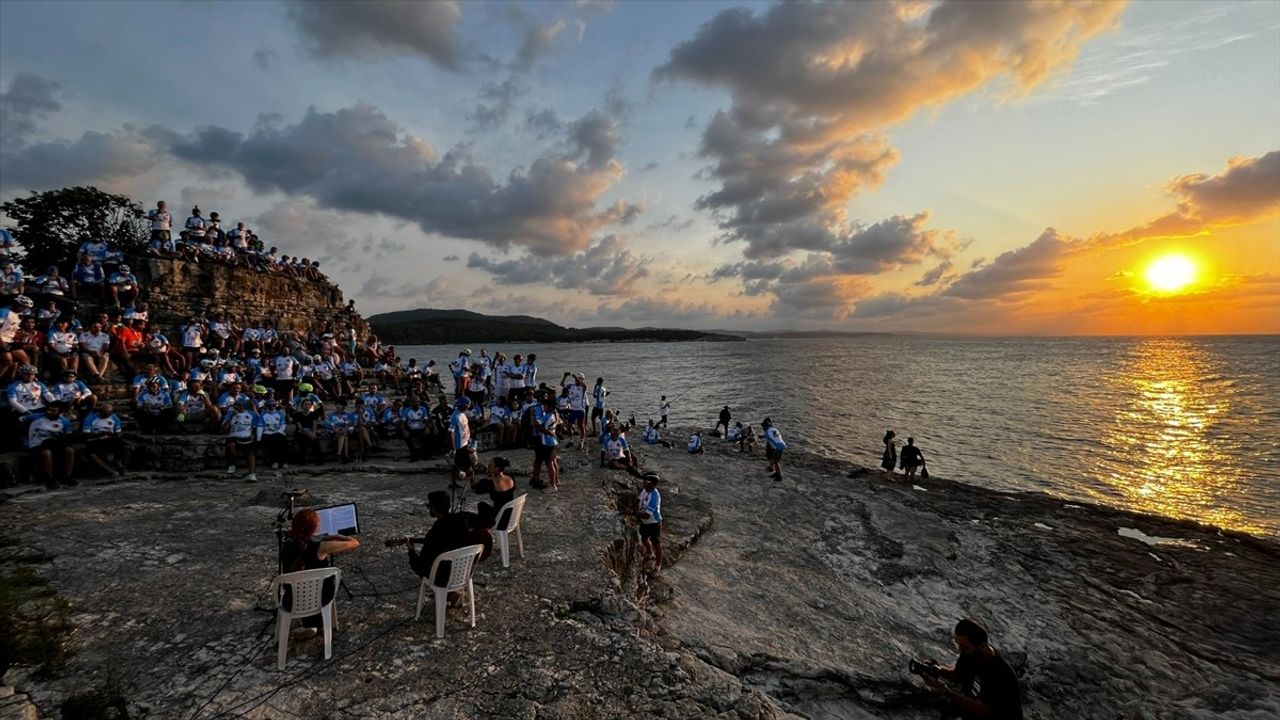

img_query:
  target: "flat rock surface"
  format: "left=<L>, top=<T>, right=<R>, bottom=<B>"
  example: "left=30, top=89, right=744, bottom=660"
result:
left=1, top=430, right=1277, bottom=719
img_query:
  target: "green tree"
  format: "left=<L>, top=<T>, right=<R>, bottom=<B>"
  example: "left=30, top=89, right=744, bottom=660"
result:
left=0, top=186, right=147, bottom=274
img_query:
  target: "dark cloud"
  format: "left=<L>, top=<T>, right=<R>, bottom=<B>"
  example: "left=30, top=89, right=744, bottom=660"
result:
left=593, top=295, right=737, bottom=327
left=640, top=161, right=659, bottom=172
left=645, top=214, right=694, bottom=233
left=0, top=72, right=62, bottom=149
left=360, top=272, right=455, bottom=303
left=656, top=1, right=1120, bottom=259
left=466, top=234, right=648, bottom=296
left=943, top=229, right=1071, bottom=300
left=253, top=48, right=279, bottom=71
left=0, top=126, right=169, bottom=193
left=179, top=185, right=237, bottom=212
left=166, top=103, right=631, bottom=256
left=469, top=76, right=523, bottom=131
left=442, top=255, right=460, bottom=262
left=915, top=259, right=955, bottom=287
left=286, top=0, right=462, bottom=69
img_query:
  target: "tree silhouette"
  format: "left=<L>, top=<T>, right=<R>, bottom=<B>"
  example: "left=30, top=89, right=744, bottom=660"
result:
left=0, top=186, right=147, bottom=274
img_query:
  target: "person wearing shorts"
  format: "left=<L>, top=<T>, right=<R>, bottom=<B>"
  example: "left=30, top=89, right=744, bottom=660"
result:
left=449, top=397, right=476, bottom=488
left=763, top=417, right=786, bottom=482
left=636, top=472, right=663, bottom=576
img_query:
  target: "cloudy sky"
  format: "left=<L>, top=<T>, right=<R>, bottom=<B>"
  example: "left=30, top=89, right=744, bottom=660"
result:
left=2, top=0, right=1277, bottom=334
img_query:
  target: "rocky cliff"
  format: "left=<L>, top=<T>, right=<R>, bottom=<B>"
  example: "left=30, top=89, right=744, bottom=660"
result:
left=134, top=256, right=357, bottom=337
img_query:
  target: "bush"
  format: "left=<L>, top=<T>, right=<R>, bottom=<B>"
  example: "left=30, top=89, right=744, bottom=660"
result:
left=0, top=186, right=147, bottom=275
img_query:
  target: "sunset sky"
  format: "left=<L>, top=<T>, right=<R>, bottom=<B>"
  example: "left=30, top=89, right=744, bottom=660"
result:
left=2, top=0, right=1277, bottom=334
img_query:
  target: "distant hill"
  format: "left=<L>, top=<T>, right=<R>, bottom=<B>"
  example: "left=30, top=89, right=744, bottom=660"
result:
left=368, top=308, right=745, bottom=345
left=707, top=329, right=892, bottom=339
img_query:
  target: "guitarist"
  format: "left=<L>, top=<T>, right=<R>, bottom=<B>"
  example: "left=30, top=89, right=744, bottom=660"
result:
left=386, top=491, right=492, bottom=593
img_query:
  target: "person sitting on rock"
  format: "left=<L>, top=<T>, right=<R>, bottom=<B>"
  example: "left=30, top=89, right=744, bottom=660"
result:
left=45, top=316, right=80, bottom=376
left=687, top=431, right=704, bottom=455
left=50, top=369, right=94, bottom=420
left=7, top=364, right=52, bottom=423
left=725, top=421, right=742, bottom=443
left=71, top=254, right=105, bottom=301
left=82, top=401, right=129, bottom=477
left=175, top=377, right=221, bottom=433
left=325, top=397, right=356, bottom=464
left=27, top=401, right=75, bottom=488
left=107, top=264, right=140, bottom=308
left=32, top=266, right=69, bottom=300
left=77, top=320, right=113, bottom=382
left=642, top=419, right=672, bottom=448
left=134, top=377, right=174, bottom=434
left=601, top=424, right=642, bottom=478
left=1, top=262, right=25, bottom=299
left=917, top=618, right=1023, bottom=720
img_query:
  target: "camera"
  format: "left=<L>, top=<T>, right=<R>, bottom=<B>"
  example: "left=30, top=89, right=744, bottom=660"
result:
left=908, top=659, right=941, bottom=678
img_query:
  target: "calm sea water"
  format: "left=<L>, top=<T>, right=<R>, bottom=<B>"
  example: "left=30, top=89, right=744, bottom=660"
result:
left=400, top=336, right=1280, bottom=537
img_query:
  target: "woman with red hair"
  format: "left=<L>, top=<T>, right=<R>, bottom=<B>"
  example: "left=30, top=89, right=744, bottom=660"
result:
left=279, top=509, right=360, bottom=638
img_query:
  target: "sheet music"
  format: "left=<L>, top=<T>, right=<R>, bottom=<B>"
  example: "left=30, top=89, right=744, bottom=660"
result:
left=314, top=503, right=359, bottom=536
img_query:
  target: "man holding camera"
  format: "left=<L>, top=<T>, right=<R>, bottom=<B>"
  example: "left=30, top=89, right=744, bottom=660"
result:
left=913, top=618, right=1022, bottom=719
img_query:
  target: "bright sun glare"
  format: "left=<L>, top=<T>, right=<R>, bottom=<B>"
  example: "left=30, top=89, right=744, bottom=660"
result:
left=1144, top=254, right=1197, bottom=293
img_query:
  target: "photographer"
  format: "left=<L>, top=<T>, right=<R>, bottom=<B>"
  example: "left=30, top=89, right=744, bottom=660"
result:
left=913, top=619, right=1023, bottom=719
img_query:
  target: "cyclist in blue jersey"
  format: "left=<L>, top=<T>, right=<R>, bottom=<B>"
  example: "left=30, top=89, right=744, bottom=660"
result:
left=762, top=417, right=787, bottom=482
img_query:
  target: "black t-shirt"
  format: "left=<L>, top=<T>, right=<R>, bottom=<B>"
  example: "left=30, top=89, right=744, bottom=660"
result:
left=901, top=444, right=923, bottom=466
left=954, top=650, right=1023, bottom=720
left=278, top=538, right=335, bottom=611
left=413, top=512, right=478, bottom=584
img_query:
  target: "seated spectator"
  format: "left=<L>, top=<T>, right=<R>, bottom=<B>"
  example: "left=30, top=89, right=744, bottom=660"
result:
left=325, top=397, right=355, bottom=464
left=378, top=398, right=404, bottom=442
left=217, top=380, right=249, bottom=413
left=36, top=299, right=61, bottom=329
left=46, top=317, right=80, bottom=375
left=108, top=264, right=140, bottom=307
left=688, top=431, right=705, bottom=455
left=135, top=378, right=174, bottom=433
left=32, top=266, right=69, bottom=300
left=290, top=383, right=324, bottom=463
left=78, top=320, right=113, bottom=381
left=208, top=312, right=239, bottom=355
left=71, top=254, right=105, bottom=300
left=78, top=232, right=120, bottom=268
left=28, top=401, right=75, bottom=488
left=82, top=401, right=129, bottom=477
left=112, top=318, right=146, bottom=374
left=0, top=262, right=25, bottom=299
left=123, top=301, right=148, bottom=323
left=174, top=377, right=220, bottom=433
left=12, top=316, right=42, bottom=376
left=0, top=228, right=14, bottom=261
left=601, top=425, right=642, bottom=477
left=7, top=364, right=51, bottom=421
left=50, top=369, right=94, bottom=419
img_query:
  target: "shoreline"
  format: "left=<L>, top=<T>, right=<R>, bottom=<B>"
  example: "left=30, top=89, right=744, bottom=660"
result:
left=2, top=427, right=1277, bottom=717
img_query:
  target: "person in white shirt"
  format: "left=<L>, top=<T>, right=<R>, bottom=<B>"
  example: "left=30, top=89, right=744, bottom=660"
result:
left=223, top=398, right=263, bottom=483
left=657, top=396, right=671, bottom=428
left=505, top=354, right=527, bottom=403
left=28, top=402, right=76, bottom=486
left=146, top=201, right=173, bottom=254
left=45, top=317, right=80, bottom=375
left=78, top=320, right=113, bottom=381
left=185, top=206, right=206, bottom=241
left=82, top=402, right=128, bottom=477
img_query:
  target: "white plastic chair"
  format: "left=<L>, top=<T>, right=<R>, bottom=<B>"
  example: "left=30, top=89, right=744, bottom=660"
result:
left=271, top=567, right=341, bottom=670
left=415, top=544, right=484, bottom=638
left=493, top=494, right=528, bottom=568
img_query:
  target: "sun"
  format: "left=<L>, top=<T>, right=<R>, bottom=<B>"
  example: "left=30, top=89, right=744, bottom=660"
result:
left=1144, top=254, right=1197, bottom=293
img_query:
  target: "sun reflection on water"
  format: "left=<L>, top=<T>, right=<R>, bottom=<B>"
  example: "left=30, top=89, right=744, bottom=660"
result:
left=1100, top=338, right=1257, bottom=533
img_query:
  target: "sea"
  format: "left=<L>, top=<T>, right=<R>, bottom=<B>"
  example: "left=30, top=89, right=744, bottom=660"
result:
left=399, top=335, right=1280, bottom=538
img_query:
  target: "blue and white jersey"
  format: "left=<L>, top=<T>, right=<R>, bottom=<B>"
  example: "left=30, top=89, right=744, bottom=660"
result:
left=523, top=362, right=538, bottom=388
left=108, top=272, right=137, bottom=290
left=400, top=405, right=429, bottom=431
left=187, top=367, right=209, bottom=384
left=180, top=324, right=204, bottom=348
left=360, top=391, right=386, bottom=408
left=175, top=389, right=209, bottom=415
left=556, top=394, right=571, bottom=413
left=260, top=409, right=289, bottom=436
left=2, top=268, right=24, bottom=289
left=593, top=384, right=607, bottom=410
left=7, top=380, right=51, bottom=413
left=51, top=380, right=92, bottom=403
left=449, top=410, right=473, bottom=450
left=487, top=404, right=507, bottom=425
left=292, top=393, right=323, bottom=415
left=765, top=426, right=786, bottom=451
left=638, top=488, right=662, bottom=525
left=225, top=409, right=262, bottom=440
left=137, top=389, right=173, bottom=413
left=185, top=214, right=206, bottom=237
left=82, top=412, right=122, bottom=436
left=358, top=405, right=378, bottom=425
left=0, top=228, right=14, bottom=253
left=378, top=407, right=401, bottom=427
left=688, top=434, right=703, bottom=453
left=539, top=407, right=559, bottom=447
left=643, top=426, right=661, bottom=444
left=46, top=329, right=78, bottom=355
left=339, top=361, right=359, bottom=377
left=507, top=362, right=527, bottom=390
left=216, top=392, right=247, bottom=411
left=324, top=410, right=356, bottom=431
left=273, top=355, right=298, bottom=380
left=130, top=373, right=164, bottom=393
left=35, top=274, right=69, bottom=296
left=568, top=384, right=587, bottom=411
left=604, top=435, right=630, bottom=460
left=72, top=263, right=104, bottom=284
left=216, top=370, right=242, bottom=386
left=27, top=415, right=72, bottom=448
left=79, top=239, right=110, bottom=264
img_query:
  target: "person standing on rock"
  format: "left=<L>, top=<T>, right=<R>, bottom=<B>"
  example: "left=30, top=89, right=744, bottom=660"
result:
left=449, top=397, right=477, bottom=489
left=900, top=437, right=925, bottom=482
left=881, top=430, right=897, bottom=474
left=657, top=396, right=671, bottom=428
left=636, top=472, right=663, bottom=577
left=918, top=618, right=1023, bottom=720
left=716, top=406, right=731, bottom=437
left=762, top=418, right=786, bottom=482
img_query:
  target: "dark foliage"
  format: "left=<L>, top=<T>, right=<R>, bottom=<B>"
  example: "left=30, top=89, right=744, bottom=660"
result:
left=0, top=186, right=147, bottom=275
left=367, top=308, right=744, bottom=345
